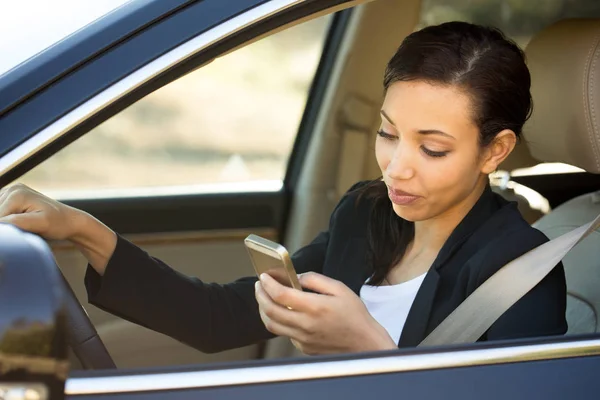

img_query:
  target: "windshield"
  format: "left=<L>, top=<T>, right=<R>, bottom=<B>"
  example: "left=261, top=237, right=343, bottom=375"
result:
left=0, top=0, right=131, bottom=77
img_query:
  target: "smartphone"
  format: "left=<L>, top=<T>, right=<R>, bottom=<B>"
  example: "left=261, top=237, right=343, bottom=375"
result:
left=244, top=234, right=302, bottom=291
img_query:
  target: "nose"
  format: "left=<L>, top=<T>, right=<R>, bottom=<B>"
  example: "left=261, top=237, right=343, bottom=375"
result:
left=386, top=143, right=415, bottom=180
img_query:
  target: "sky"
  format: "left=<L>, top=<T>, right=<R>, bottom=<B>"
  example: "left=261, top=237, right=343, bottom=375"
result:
left=0, top=0, right=130, bottom=76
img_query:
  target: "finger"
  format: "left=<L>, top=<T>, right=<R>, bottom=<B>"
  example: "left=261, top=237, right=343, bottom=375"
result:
left=0, top=183, right=18, bottom=197
left=0, top=184, right=25, bottom=205
left=0, top=192, right=22, bottom=218
left=298, top=272, right=346, bottom=296
left=258, top=307, right=303, bottom=339
left=255, top=282, right=306, bottom=335
left=0, top=184, right=35, bottom=216
left=255, top=281, right=301, bottom=327
left=259, top=273, right=322, bottom=312
left=0, top=212, right=46, bottom=234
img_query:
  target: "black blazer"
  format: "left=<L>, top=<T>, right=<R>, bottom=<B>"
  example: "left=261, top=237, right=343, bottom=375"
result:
left=85, top=181, right=567, bottom=353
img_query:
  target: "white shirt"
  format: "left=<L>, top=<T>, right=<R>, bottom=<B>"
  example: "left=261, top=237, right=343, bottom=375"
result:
left=359, top=273, right=427, bottom=344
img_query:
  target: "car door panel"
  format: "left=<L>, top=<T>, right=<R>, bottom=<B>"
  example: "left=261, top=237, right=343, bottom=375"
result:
left=59, top=192, right=283, bottom=235
left=70, top=357, right=600, bottom=400
left=64, top=337, right=600, bottom=399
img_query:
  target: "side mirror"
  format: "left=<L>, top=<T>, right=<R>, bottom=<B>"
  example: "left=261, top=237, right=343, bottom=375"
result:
left=0, top=224, right=68, bottom=400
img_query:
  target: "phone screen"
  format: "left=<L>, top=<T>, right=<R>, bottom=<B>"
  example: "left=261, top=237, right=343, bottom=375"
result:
left=247, top=249, right=296, bottom=288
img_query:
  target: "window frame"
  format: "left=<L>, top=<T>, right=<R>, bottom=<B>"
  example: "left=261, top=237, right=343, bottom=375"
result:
left=0, top=0, right=364, bottom=186
left=65, top=334, right=600, bottom=395
left=0, top=0, right=362, bottom=237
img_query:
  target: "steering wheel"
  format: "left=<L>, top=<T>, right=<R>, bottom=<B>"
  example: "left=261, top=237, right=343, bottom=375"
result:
left=58, top=269, right=116, bottom=369
left=25, top=229, right=116, bottom=370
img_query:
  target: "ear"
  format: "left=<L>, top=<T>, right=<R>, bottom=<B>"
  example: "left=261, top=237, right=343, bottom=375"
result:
left=480, top=129, right=517, bottom=174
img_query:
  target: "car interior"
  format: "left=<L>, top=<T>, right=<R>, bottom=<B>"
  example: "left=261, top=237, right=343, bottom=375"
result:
left=524, top=17, right=600, bottom=335
left=17, top=0, right=600, bottom=370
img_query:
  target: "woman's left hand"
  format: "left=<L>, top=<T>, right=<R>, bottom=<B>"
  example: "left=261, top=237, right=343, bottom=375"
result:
left=255, top=271, right=397, bottom=355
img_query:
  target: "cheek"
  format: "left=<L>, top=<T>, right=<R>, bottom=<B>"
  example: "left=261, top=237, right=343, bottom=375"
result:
left=375, top=138, right=391, bottom=172
left=421, top=150, right=480, bottom=196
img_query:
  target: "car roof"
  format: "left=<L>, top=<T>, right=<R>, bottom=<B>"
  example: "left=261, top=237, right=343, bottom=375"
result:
left=0, top=0, right=194, bottom=117
left=0, top=1, right=130, bottom=77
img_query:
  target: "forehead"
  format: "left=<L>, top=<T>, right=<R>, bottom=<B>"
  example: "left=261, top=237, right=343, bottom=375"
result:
left=381, top=81, right=477, bottom=137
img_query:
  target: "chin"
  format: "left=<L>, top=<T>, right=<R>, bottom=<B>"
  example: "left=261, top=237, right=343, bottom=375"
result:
left=391, top=203, right=429, bottom=222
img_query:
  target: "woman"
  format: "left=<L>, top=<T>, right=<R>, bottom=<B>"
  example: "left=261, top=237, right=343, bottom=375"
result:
left=0, top=22, right=567, bottom=355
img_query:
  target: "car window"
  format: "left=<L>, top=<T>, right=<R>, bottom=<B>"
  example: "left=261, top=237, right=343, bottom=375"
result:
left=18, top=16, right=332, bottom=199
left=419, top=0, right=600, bottom=176
left=0, top=0, right=130, bottom=77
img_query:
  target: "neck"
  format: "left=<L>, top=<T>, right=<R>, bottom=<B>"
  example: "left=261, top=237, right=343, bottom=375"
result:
left=411, top=180, right=488, bottom=254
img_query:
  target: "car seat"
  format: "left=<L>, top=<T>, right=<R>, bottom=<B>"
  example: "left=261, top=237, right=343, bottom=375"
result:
left=523, top=18, right=600, bottom=334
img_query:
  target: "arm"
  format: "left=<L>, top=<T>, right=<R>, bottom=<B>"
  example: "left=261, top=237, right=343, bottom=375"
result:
left=85, top=230, right=330, bottom=353
left=82, top=182, right=366, bottom=353
left=0, top=182, right=363, bottom=353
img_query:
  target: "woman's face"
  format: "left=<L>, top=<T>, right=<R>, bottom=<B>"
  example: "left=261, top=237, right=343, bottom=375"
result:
left=376, top=80, right=488, bottom=222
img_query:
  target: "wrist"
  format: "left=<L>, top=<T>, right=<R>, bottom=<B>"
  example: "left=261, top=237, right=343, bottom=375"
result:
left=67, top=207, right=96, bottom=243
left=361, top=323, right=397, bottom=352
left=373, top=333, right=397, bottom=351
left=67, top=208, right=117, bottom=276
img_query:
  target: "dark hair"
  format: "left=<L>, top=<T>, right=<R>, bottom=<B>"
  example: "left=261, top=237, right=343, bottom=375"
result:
left=359, top=21, right=533, bottom=286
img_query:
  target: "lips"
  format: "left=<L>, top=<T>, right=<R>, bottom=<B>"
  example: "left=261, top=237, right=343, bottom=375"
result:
left=387, top=187, right=421, bottom=206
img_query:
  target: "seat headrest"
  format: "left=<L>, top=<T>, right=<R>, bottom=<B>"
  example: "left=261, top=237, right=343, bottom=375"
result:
left=523, top=18, right=600, bottom=173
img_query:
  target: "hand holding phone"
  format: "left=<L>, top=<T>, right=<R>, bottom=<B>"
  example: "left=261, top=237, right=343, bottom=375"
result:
left=244, top=234, right=302, bottom=291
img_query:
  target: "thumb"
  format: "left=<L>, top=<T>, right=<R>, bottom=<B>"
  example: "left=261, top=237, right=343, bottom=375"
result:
left=298, top=272, right=345, bottom=296
left=0, top=212, right=46, bottom=235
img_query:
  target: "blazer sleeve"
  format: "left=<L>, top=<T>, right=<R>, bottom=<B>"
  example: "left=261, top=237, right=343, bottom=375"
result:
left=475, top=228, right=568, bottom=341
left=84, top=183, right=364, bottom=354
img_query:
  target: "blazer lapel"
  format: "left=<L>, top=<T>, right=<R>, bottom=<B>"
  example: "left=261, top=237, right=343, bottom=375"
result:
left=398, top=185, right=500, bottom=347
left=397, top=268, right=440, bottom=347
left=335, top=237, right=371, bottom=295
left=431, top=185, right=497, bottom=269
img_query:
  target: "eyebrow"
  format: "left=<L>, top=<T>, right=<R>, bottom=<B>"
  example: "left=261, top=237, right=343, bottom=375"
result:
left=380, top=110, right=456, bottom=140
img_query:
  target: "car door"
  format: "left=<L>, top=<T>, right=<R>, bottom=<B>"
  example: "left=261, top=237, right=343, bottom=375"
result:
left=0, top=0, right=368, bottom=368
left=64, top=334, right=600, bottom=399
left=3, top=1, right=600, bottom=399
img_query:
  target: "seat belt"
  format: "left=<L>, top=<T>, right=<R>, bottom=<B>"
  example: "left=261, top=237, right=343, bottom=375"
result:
left=419, top=213, right=600, bottom=347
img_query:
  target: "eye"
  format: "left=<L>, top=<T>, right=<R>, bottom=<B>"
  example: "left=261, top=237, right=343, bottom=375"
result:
left=421, top=146, right=449, bottom=158
left=376, top=130, right=397, bottom=140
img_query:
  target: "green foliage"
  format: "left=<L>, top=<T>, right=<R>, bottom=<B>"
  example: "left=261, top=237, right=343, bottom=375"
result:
left=0, top=322, right=55, bottom=357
